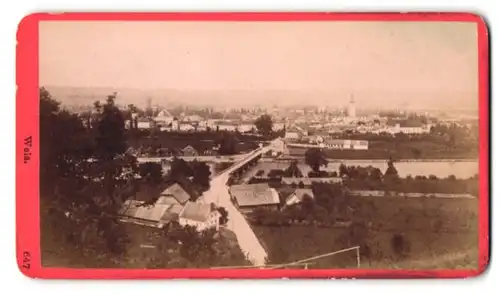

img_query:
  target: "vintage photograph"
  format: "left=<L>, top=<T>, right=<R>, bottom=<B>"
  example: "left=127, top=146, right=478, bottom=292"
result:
left=39, top=20, right=480, bottom=270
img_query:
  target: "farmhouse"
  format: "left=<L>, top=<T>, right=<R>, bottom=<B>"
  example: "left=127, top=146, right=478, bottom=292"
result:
left=229, top=183, right=281, bottom=214
left=178, top=202, right=221, bottom=232
left=119, top=199, right=183, bottom=228
left=284, top=188, right=315, bottom=207
left=157, top=183, right=193, bottom=205
left=154, top=109, right=175, bottom=125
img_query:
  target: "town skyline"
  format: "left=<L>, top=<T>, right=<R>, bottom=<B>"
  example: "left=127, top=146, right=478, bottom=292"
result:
left=44, top=85, right=478, bottom=112
left=40, top=21, right=478, bottom=110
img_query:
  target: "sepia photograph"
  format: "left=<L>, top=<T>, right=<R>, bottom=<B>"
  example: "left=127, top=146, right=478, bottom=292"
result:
left=36, top=17, right=484, bottom=272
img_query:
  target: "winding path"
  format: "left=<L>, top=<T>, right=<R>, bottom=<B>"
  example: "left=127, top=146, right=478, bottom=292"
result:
left=200, top=139, right=281, bottom=266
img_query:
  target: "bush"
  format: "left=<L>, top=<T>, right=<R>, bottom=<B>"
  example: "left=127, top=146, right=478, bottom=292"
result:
left=217, top=207, right=229, bottom=225
left=390, top=233, right=411, bottom=258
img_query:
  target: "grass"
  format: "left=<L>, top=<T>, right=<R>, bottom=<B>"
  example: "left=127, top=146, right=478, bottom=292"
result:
left=253, top=195, right=478, bottom=269
left=41, top=211, right=250, bottom=269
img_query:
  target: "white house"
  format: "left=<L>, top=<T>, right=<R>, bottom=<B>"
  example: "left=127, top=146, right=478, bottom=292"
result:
left=179, top=123, right=196, bottom=132
left=178, top=202, right=221, bottom=232
left=154, top=109, right=174, bottom=125
left=270, top=138, right=286, bottom=154
left=272, top=122, right=286, bottom=131
left=171, top=118, right=180, bottom=131
left=323, top=139, right=369, bottom=150
left=137, top=118, right=152, bottom=130
left=285, top=131, right=301, bottom=141
left=237, top=123, right=255, bottom=133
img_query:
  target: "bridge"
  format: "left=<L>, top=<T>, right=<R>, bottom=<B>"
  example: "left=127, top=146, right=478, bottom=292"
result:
left=199, top=138, right=284, bottom=266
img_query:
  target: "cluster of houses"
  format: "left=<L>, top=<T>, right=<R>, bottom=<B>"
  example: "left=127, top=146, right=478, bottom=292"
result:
left=125, top=109, right=286, bottom=133
left=118, top=181, right=323, bottom=233
left=129, top=143, right=221, bottom=158
left=228, top=182, right=327, bottom=214
left=119, top=183, right=221, bottom=232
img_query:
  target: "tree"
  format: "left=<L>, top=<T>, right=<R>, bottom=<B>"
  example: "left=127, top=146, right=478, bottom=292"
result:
left=369, top=168, right=383, bottom=182
left=447, top=174, right=457, bottom=181
left=191, top=161, right=211, bottom=193
left=384, top=159, right=399, bottom=180
left=284, top=160, right=303, bottom=177
left=218, top=132, right=238, bottom=155
left=94, top=93, right=127, bottom=160
left=254, top=114, right=273, bottom=136
left=175, top=226, right=218, bottom=267
left=390, top=233, right=411, bottom=259
left=40, top=87, right=94, bottom=194
left=40, top=89, right=140, bottom=267
left=170, top=158, right=193, bottom=180
left=217, top=207, right=229, bottom=225
left=138, top=162, right=164, bottom=185
left=305, top=148, right=328, bottom=173
left=339, top=164, right=349, bottom=178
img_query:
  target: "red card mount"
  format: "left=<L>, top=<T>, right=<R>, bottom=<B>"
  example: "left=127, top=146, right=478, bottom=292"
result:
left=16, top=12, right=490, bottom=279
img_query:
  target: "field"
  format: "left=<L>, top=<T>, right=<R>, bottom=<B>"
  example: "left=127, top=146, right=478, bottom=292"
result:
left=253, top=195, right=478, bottom=269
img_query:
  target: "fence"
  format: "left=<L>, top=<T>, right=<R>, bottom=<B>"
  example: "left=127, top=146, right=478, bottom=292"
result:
left=210, top=246, right=361, bottom=270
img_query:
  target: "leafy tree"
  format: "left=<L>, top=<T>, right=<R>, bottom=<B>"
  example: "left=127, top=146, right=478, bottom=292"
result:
left=284, top=160, right=303, bottom=177
left=170, top=157, right=193, bottom=180
left=339, top=164, right=349, bottom=178
left=40, top=88, right=94, bottom=194
left=191, top=160, right=211, bottom=193
left=369, top=167, right=383, bottom=182
left=218, top=132, right=238, bottom=155
left=254, top=114, right=273, bottom=136
left=305, top=148, right=328, bottom=173
left=173, top=226, right=218, bottom=267
left=390, top=233, right=411, bottom=259
left=384, top=159, right=399, bottom=180
left=40, top=89, right=139, bottom=267
left=447, top=174, right=457, bottom=181
left=94, top=93, right=127, bottom=160
left=217, top=207, right=229, bottom=225
left=138, top=162, right=164, bottom=185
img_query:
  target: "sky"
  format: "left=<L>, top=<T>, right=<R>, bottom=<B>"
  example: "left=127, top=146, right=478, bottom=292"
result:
left=39, top=21, right=479, bottom=109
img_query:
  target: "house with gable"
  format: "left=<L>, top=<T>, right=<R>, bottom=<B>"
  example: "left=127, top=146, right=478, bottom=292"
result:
left=118, top=198, right=184, bottom=228
left=284, top=188, right=315, bottom=207
left=178, top=201, right=221, bottom=232
left=229, top=183, right=281, bottom=214
left=157, top=182, right=193, bottom=206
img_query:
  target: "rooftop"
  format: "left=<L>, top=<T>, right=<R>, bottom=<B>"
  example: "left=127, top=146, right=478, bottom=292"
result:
left=179, top=201, right=217, bottom=222
left=229, top=183, right=280, bottom=207
left=159, top=183, right=192, bottom=204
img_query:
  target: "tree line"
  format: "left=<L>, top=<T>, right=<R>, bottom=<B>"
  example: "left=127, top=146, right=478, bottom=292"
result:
left=40, top=88, right=233, bottom=268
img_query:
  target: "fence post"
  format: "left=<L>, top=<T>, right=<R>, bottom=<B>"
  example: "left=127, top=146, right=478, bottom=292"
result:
left=356, top=246, right=361, bottom=268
